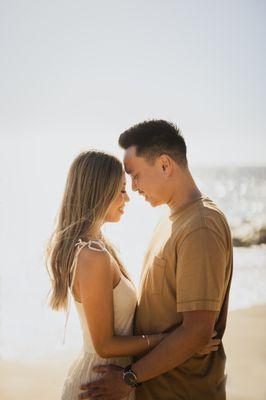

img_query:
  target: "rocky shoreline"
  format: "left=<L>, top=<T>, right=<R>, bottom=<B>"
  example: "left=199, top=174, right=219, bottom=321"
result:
left=232, top=225, right=266, bottom=247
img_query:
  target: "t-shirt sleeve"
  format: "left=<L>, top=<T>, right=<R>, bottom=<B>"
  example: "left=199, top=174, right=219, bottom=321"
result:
left=176, top=227, right=227, bottom=312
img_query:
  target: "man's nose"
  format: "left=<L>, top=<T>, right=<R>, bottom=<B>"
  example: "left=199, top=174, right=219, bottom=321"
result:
left=131, top=179, right=138, bottom=192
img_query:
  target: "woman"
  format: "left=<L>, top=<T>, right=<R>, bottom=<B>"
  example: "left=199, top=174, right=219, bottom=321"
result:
left=46, top=150, right=220, bottom=400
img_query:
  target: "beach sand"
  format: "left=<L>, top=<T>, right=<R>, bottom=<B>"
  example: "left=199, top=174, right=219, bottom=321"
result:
left=223, top=305, right=266, bottom=400
left=0, top=306, right=265, bottom=400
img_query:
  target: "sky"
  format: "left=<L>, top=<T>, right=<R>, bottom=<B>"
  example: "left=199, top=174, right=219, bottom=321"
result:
left=1, top=0, right=266, bottom=166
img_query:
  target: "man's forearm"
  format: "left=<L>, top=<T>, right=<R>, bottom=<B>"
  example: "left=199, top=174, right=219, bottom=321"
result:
left=131, top=324, right=208, bottom=382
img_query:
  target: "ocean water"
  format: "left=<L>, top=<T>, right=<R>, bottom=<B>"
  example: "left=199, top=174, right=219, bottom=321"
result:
left=0, top=166, right=265, bottom=360
left=193, top=166, right=266, bottom=244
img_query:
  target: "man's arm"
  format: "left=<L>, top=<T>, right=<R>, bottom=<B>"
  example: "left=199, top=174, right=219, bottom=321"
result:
left=78, top=310, right=218, bottom=400
left=131, top=309, right=217, bottom=382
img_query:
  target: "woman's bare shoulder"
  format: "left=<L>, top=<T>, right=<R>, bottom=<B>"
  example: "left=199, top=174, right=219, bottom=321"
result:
left=77, top=244, right=112, bottom=279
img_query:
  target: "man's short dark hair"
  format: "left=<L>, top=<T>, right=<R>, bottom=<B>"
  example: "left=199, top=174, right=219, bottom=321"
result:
left=118, top=119, right=187, bottom=167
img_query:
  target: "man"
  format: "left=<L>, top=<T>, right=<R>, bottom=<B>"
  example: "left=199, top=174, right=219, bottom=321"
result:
left=79, top=120, right=233, bottom=400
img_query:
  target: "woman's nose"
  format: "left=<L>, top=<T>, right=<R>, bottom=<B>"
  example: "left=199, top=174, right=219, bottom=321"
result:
left=124, top=192, right=130, bottom=202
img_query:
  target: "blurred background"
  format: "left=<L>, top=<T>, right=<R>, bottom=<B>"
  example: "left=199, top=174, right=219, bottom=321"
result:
left=0, top=1, right=265, bottom=399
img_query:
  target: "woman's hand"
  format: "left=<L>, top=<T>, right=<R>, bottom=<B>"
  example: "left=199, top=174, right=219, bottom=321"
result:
left=196, top=331, right=221, bottom=355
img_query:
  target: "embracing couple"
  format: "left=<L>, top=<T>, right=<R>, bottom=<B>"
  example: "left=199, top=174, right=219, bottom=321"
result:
left=47, top=120, right=233, bottom=400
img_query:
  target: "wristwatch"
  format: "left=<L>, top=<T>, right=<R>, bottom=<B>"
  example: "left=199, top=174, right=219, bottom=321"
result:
left=123, top=365, right=142, bottom=388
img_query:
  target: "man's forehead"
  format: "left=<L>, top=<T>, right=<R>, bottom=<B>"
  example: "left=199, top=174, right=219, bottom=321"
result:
left=123, top=146, right=137, bottom=159
left=123, top=160, right=134, bottom=175
left=123, top=146, right=138, bottom=174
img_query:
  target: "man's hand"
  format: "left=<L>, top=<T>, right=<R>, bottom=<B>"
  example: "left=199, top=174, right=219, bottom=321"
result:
left=196, top=331, right=221, bottom=355
left=79, top=364, right=133, bottom=400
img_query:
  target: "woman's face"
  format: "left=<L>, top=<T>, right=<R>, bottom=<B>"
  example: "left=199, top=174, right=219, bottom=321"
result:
left=105, top=173, right=129, bottom=223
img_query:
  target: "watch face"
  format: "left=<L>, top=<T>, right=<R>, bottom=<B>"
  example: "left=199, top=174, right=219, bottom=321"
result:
left=124, top=371, right=138, bottom=387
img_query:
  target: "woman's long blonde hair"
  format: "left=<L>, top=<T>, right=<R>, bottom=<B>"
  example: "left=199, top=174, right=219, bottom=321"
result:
left=46, top=150, right=131, bottom=311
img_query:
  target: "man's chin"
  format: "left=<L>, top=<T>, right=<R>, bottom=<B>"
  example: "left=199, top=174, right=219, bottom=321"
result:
left=147, top=198, right=163, bottom=207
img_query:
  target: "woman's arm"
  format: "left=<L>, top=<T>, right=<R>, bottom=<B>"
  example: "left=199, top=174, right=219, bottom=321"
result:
left=76, top=248, right=164, bottom=358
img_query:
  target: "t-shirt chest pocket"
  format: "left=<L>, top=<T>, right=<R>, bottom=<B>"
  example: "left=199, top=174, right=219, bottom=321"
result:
left=147, top=255, right=167, bottom=295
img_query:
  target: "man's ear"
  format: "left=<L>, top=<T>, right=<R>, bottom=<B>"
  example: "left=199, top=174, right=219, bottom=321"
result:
left=160, top=155, right=172, bottom=176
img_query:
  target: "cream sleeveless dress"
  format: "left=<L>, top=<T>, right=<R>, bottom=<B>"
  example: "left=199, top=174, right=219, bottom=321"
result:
left=61, top=239, right=137, bottom=400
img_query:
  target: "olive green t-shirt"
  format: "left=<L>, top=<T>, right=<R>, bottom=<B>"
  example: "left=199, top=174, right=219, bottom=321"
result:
left=134, top=197, right=233, bottom=400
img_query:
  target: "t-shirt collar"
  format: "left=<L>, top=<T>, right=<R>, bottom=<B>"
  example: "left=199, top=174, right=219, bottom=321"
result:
left=169, top=195, right=206, bottom=221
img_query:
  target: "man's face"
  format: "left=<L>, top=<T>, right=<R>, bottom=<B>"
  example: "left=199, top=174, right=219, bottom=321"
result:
left=123, top=146, right=166, bottom=207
